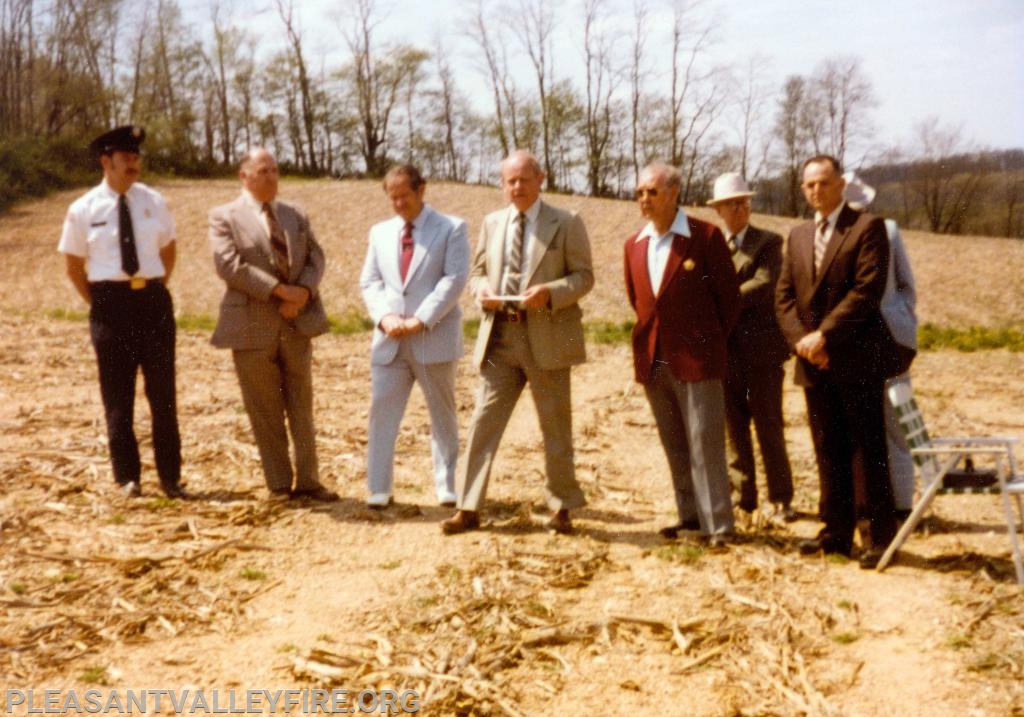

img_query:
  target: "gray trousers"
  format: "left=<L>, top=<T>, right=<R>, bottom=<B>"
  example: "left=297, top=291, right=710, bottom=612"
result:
left=457, top=318, right=585, bottom=512
left=643, top=364, right=734, bottom=536
left=232, top=328, right=319, bottom=493
left=366, top=339, right=458, bottom=500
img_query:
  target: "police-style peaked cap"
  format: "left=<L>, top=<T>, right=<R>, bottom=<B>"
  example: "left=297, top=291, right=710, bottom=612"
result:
left=89, top=125, right=146, bottom=157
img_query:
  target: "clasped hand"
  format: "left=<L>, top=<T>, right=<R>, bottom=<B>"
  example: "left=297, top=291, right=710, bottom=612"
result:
left=380, top=314, right=424, bottom=338
left=795, top=330, right=830, bottom=369
left=274, top=284, right=310, bottom=320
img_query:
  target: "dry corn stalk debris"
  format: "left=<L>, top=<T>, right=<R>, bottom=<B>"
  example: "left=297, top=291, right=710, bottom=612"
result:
left=0, top=467, right=286, bottom=681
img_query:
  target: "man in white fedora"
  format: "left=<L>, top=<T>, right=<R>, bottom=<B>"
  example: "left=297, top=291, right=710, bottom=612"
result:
left=708, top=172, right=796, bottom=522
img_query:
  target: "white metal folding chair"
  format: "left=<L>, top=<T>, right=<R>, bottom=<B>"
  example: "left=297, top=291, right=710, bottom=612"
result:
left=876, top=381, right=1024, bottom=583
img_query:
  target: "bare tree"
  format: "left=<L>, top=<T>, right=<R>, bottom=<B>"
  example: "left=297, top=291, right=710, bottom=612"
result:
left=203, top=1, right=250, bottom=165
left=465, top=0, right=516, bottom=157
left=510, top=0, right=557, bottom=188
left=906, top=117, right=988, bottom=234
left=812, top=56, right=875, bottom=167
left=732, top=53, right=773, bottom=181
left=774, top=75, right=808, bottom=217
left=339, top=0, right=428, bottom=176
left=627, top=0, right=648, bottom=186
left=579, top=0, right=620, bottom=196
left=667, top=1, right=715, bottom=169
left=276, top=0, right=318, bottom=172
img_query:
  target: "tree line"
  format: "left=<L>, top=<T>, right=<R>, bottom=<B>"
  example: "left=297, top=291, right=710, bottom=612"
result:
left=1, top=0, right=1020, bottom=237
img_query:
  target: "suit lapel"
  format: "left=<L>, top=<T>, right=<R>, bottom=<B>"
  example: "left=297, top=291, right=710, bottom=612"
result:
left=235, top=199, right=274, bottom=258
left=403, top=208, right=436, bottom=286
left=732, top=226, right=760, bottom=273
left=812, top=204, right=856, bottom=292
left=524, top=201, right=556, bottom=288
left=377, top=216, right=403, bottom=288
left=488, top=211, right=510, bottom=291
left=276, top=203, right=304, bottom=282
left=657, top=232, right=692, bottom=300
left=629, top=234, right=656, bottom=301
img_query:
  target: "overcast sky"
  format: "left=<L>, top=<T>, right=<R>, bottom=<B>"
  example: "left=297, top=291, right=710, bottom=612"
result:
left=194, top=0, right=1023, bottom=155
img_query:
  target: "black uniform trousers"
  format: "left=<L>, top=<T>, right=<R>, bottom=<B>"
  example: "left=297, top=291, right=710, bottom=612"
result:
left=89, top=281, right=181, bottom=488
left=804, top=372, right=897, bottom=552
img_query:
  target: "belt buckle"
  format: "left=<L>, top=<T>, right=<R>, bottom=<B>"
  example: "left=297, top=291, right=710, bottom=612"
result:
left=130, top=277, right=146, bottom=290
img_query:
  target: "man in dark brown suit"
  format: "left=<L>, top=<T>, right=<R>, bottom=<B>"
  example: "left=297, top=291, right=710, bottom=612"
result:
left=775, top=155, right=901, bottom=569
left=708, top=173, right=795, bottom=521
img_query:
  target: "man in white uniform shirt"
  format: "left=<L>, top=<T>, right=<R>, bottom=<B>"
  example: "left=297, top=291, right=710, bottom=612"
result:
left=59, top=125, right=185, bottom=499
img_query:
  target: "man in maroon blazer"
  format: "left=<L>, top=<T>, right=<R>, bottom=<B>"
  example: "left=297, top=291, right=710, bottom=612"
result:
left=624, top=162, right=741, bottom=546
left=775, top=155, right=901, bottom=569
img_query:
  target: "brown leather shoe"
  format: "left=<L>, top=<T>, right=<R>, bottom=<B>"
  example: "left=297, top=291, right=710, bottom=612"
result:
left=290, top=485, right=340, bottom=502
left=441, top=510, right=480, bottom=535
left=546, top=509, right=573, bottom=535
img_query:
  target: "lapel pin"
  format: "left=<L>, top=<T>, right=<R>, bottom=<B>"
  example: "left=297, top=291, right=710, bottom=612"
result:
left=683, top=258, right=695, bottom=271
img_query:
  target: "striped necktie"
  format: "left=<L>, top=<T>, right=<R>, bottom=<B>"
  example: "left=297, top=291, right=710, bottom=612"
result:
left=262, top=202, right=290, bottom=280
left=503, top=212, right=526, bottom=295
left=813, top=217, right=829, bottom=276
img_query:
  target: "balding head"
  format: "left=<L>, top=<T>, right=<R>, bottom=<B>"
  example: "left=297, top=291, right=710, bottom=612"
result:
left=240, top=148, right=279, bottom=203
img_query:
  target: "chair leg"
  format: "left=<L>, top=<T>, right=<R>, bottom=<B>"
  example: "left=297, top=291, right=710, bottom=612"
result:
left=877, top=453, right=961, bottom=572
left=999, top=483, right=1024, bottom=584
left=1002, top=448, right=1024, bottom=584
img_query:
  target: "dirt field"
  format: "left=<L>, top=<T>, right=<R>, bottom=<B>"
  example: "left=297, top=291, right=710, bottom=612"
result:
left=1, top=178, right=1023, bottom=716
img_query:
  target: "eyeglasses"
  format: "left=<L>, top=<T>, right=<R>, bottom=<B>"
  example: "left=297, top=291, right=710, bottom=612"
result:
left=717, top=199, right=748, bottom=209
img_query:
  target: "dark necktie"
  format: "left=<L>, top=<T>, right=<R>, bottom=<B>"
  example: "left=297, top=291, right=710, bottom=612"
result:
left=118, top=194, right=139, bottom=276
left=503, top=212, right=526, bottom=296
left=399, top=222, right=415, bottom=282
left=813, top=217, right=829, bottom=277
left=262, top=202, right=290, bottom=280
left=727, top=234, right=738, bottom=254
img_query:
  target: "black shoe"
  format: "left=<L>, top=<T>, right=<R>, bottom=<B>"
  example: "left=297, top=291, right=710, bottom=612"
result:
left=291, top=485, right=340, bottom=502
left=546, top=509, right=573, bottom=535
left=798, top=537, right=851, bottom=557
left=659, top=519, right=701, bottom=539
left=859, top=548, right=886, bottom=570
left=162, top=484, right=191, bottom=500
left=777, top=504, right=799, bottom=522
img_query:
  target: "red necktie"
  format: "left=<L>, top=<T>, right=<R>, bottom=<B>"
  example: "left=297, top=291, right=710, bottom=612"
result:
left=399, top=222, right=414, bottom=282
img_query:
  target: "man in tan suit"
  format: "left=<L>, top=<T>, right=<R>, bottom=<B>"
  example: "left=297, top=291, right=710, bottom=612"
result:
left=209, top=148, right=337, bottom=501
left=441, top=150, right=594, bottom=535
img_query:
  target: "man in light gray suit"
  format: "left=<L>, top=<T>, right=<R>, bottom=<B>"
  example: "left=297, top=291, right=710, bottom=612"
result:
left=209, top=147, right=337, bottom=502
left=359, top=165, right=470, bottom=509
left=441, top=150, right=594, bottom=536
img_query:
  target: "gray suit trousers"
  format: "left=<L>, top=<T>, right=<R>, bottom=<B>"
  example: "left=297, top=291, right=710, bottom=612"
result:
left=232, top=327, right=319, bottom=492
left=643, top=364, right=734, bottom=536
left=367, top=339, right=458, bottom=499
left=457, top=319, right=585, bottom=512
